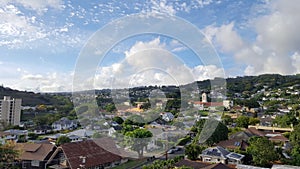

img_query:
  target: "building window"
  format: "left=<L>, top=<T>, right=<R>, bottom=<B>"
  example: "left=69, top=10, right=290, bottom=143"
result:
left=31, top=160, right=39, bottom=167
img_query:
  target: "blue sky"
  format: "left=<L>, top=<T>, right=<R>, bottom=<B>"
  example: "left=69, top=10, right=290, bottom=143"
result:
left=0, top=0, right=300, bottom=92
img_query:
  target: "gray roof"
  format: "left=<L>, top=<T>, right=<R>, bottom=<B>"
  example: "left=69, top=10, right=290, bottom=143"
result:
left=236, top=164, right=268, bottom=169
left=67, top=129, right=93, bottom=137
left=272, top=165, right=300, bottom=169
left=229, top=131, right=253, bottom=140
left=202, top=146, right=230, bottom=158
left=53, top=117, right=77, bottom=126
left=226, top=152, right=245, bottom=160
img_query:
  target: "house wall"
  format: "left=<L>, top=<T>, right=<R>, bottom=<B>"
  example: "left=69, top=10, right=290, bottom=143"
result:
left=228, top=158, right=242, bottom=164
left=21, top=160, right=46, bottom=169
left=201, top=155, right=226, bottom=164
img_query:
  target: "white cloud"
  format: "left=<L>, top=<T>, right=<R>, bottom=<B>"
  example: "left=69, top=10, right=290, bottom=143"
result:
left=292, top=52, right=300, bottom=73
left=192, top=65, right=224, bottom=81
left=0, top=61, right=73, bottom=92
left=203, top=22, right=244, bottom=53
left=194, top=0, right=213, bottom=8
left=149, top=0, right=176, bottom=15
left=21, top=74, right=44, bottom=80
left=13, top=0, right=64, bottom=13
left=18, top=72, right=73, bottom=92
left=92, top=38, right=224, bottom=89
left=203, top=0, right=300, bottom=76
left=0, top=1, right=85, bottom=49
left=169, top=39, right=188, bottom=52
left=0, top=4, right=46, bottom=48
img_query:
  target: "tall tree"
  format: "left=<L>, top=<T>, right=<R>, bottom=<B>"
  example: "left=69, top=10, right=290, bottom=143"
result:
left=236, top=116, right=250, bottom=128
left=125, top=128, right=152, bottom=158
left=247, top=137, right=279, bottom=167
left=112, top=116, right=124, bottom=124
left=289, top=124, right=300, bottom=165
left=185, top=144, right=206, bottom=160
left=56, top=136, right=71, bottom=146
left=0, top=142, right=19, bottom=169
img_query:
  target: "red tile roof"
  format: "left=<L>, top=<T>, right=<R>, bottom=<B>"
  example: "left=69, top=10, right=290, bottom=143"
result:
left=193, top=102, right=224, bottom=107
left=61, top=140, right=122, bottom=169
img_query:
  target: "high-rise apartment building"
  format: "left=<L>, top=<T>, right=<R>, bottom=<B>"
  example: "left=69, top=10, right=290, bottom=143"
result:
left=0, top=96, right=22, bottom=126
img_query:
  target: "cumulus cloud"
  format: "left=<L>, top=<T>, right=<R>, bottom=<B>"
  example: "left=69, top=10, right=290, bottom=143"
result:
left=203, top=22, right=246, bottom=53
left=18, top=72, right=73, bottom=92
left=203, top=0, right=300, bottom=76
left=93, top=38, right=225, bottom=89
left=0, top=61, right=73, bottom=92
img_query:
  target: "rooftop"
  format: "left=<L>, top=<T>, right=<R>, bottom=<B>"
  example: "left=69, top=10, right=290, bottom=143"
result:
left=60, top=140, right=122, bottom=169
left=15, top=143, right=55, bottom=161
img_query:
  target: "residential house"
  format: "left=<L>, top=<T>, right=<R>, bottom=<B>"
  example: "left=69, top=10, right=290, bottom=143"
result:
left=217, top=139, right=249, bottom=151
left=0, top=129, right=28, bottom=142
left=236, top=164, right=269, bottom=169
left=229, top=131, right=254, bottom=141
left=108, top=125, right=122, bottom=137
left=44, top=133, right=63, bottom=144
left=259, top=115, right=275, bottom=127
left=47, top=140, right=127, bottom=169
left=264, top=131, right=289, bottom=143
left=192, top=101, right=224, bottom=111
left=161, top=112, right=174, bottom=122
left=33, top=125, right=52, bottom=135
left=245, top=127, right=265, bottom=137
left=200, top=146, right=244, bottom=165
left=52, top=117, right=78, bottom=131
left=67, top=135, right=82, bottom=142
left=15, top=143, right=56, bottom=169
left=269, top=135, right=289, bottom=143
left=67, top=129, right=94, bottom=138
left=174, top=159, right=233, bottom=169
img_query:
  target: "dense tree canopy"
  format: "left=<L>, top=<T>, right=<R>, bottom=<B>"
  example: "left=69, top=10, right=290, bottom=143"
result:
left=0, top=142, right=19, bottom=169
left=105, top=103, right=116, bottom=112
left=192, top=119, right=228, bottom=146
left=236, top=116, right=250, bottom=128
left=185, top=144, right=206, bottom=160
left=125, top=128, right=153, bottom=158
left=247, top=137, right=279, bottom=167
left=56, top=136, right=71, bottom=146
left=289, top=124, right=300, bottom=165
left=273, top=113, right=298, bottom=128
left=112, top=116, right=124, bottom=124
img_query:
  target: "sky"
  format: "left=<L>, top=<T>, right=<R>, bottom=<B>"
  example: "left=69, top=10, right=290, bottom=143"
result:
left=0, top=0, right=300, bottom=92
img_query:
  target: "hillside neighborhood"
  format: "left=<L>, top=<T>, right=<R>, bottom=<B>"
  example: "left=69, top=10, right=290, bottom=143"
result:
left=0, top=74, right=300, bottom=169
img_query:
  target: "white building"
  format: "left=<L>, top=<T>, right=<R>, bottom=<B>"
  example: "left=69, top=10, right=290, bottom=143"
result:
left=162, top=112, right=174, bottom=122
left=202, top=93, right=208, bottom=103
left=52, top=117, right=78, bottom=131
left=0, top=96, right=22, bottom=126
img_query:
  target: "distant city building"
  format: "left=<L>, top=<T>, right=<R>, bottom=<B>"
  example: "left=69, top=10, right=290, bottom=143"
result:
left=0, top=96, right=22, bottom=126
